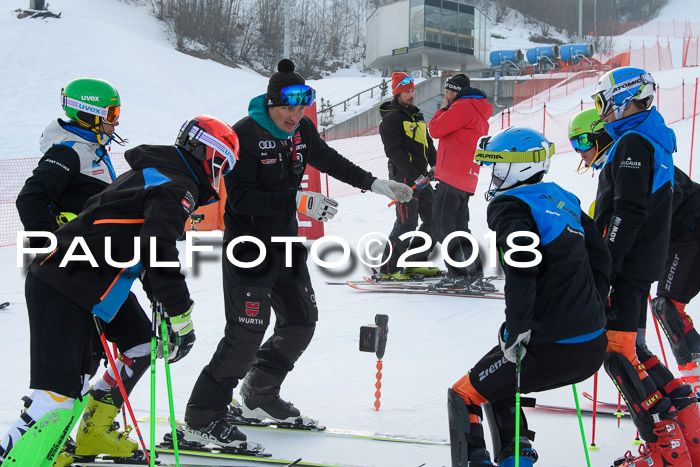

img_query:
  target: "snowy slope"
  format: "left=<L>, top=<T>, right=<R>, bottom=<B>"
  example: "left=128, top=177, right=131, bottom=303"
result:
left=1, top=0, right=700, bottom=466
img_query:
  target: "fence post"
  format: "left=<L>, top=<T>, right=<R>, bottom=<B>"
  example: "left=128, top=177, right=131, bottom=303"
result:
left=690, top=77, right=698, bottom=177
left=542, top=104, right=547, bottom=136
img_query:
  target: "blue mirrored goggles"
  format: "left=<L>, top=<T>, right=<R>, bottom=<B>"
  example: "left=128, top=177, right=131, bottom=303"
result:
left=394, top=76, right=414, bottom=92
left=570, top=133, right=595, bottom=152
left=280, top=85, right=316, bottom=106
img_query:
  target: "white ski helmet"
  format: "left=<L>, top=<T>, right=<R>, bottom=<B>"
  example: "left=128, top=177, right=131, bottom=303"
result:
left=592, top=66, right=656, bottom=119
left=474, top=127, right=555, bottom=192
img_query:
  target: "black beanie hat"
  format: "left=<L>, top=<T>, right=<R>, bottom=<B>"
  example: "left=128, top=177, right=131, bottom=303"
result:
left=445, top=73, right=470, bottom=92
left=266, top=59, right=306, bottom=107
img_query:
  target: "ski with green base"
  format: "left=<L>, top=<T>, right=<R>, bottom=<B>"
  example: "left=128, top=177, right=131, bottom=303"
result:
left=5, top=395, right=89, bottom=466
left=156, top=445, right=356, bottom=466
left=138, top=414, right=448, bottom=446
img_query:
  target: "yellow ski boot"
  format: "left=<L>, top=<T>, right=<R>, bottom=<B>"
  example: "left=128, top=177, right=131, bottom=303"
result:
left=75, top=399, right=137, bottom=457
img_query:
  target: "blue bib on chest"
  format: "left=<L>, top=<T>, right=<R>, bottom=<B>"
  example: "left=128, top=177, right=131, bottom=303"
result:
left=496, top=183, right=583, bottom=246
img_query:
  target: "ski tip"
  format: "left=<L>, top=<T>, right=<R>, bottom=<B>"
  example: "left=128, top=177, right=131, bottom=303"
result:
left=0, top=302, right=9, bottom=309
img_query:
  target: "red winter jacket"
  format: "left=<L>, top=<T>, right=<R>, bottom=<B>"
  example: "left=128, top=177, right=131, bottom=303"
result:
left=429, top=89, right=492, bottom=194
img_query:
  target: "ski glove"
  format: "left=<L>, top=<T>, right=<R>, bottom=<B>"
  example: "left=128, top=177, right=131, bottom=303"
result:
left=371, top=179, right=413, bottom=203
left=414, top=175, right=430, bottom=191
left=157, top=303, right=196, bottom=364
left=296, top=191, right=338, bottom=222
left=498, top=322, right=531, bottom=364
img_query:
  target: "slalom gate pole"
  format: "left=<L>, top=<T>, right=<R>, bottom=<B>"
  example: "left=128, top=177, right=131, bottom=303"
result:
left=572, top=384, right=592, bottom=467
left=112, top=342, right=128, bottom=429
left=157, top=301, right=180, bottom=466
left=515, top=345, right=522, bottom=467
left=94, top=318, right=151, bottom=465
left=590, top=372, right=599, bottom=449
left=648, top=295, right=669, bottom=367
left=150, top=307, right=158, bottom=467
left=374, top=360, right=383, bottom=411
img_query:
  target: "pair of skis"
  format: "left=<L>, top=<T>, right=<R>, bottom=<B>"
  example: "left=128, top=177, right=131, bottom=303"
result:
left=335, top=275, right=504, bottom=299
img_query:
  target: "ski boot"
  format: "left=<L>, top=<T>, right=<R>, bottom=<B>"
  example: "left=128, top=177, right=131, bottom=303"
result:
left=403, top=266, right=442, bottom=276
left=613, top=415, right=692, bottom=466
left=75, top=399, right=137, bottom=458
left=679, top=361, right=700, bottom=395
left=241, top=395, right=301, bottom=424
left=672, top=393, right=700, bottom=467
left=183, top=413, right=248, bottom=448
left=471, top=276, right=497, bottom=293
left=52, top=436, right=76, bottom=467
left=378, top=269, right=413, bottom=281
left=496, top=436, right=538, bottom=467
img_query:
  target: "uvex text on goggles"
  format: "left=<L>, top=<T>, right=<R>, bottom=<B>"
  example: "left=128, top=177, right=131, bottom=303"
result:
left=61, top=96, right=120, bottom=124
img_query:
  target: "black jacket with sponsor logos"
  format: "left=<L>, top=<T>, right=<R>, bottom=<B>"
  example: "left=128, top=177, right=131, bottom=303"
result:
left=671, top=166, right=700, bottom=238
left=28, top=145, right=216, bottom=321
left=488, top=182, right=610, bottom=345
left=378, top=99, right=437, bottom=184
left=225, top=95, right=376, bottom=241
left=594, top=109, right=676, bottom=281
left=16, top=120, right=117, bottom=247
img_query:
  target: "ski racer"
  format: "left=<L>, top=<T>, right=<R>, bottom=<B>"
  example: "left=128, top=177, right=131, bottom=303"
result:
left=14, top=77, right=151, bottom=466
left=448, top=127, right=610, bottom=466
left=0, top=115, right=239, bottom=466
left=183, top=59, right=413, bottom=449
left=428, top=73, right=492, bottom=290
left=377, top=71, right=439, bottom=280
left=591, top=66, right=700, bottom=466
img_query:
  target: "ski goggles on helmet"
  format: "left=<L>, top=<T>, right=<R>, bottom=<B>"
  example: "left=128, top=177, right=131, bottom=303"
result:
left=280, top=85, right=316, bottom=106
left=592, top=72, right=655, bottom=117
left=62, top=95, right=121, bottom=124
left=570, top=133, right=595, bottom=152
left=394, top=76, right=414, bottom=92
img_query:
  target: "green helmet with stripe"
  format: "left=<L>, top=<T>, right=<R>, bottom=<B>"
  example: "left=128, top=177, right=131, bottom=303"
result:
left=61, top=78, right=121, bottom=126
left=568, top=108, right=604, bottom=140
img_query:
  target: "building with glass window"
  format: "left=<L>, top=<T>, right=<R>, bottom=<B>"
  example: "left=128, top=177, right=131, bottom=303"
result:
left=366, top=0, right=490, bottom=75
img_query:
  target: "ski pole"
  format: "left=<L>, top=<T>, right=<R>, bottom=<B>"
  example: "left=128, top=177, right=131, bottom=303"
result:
left=150, top=305, right=158, bottom=467
left=387, top=184, right=416, bottom=207
left=515, top=344, right=522, bottom=467
left=94, top=318, right=151, bottom=465
left=648, top=294, right=669, bottom=367
left=572, top=384, right=592, bottom=467
left=112, top=342, right=128, bottom=429
left=590, top=372, right=599, bottom=450
left=156, top=301, right=181, bottom=466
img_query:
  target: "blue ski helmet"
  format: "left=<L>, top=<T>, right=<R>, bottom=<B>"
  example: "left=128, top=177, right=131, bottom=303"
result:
left=474, top=127, right=555, bottom=192
left=592, top=67, right=655, bottom=119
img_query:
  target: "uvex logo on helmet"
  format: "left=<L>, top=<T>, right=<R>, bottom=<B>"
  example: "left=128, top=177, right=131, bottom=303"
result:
left=259, top=140, right=276, bottom=150
left=245, top=301, right=260, bottom=317
left=81, top=96, right=100, bottom=102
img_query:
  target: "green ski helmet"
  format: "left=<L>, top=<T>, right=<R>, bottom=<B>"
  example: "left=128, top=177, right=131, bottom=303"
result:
left=61, top=78, right=121, bottom=127
left=568, top=107, right=613, bottom=171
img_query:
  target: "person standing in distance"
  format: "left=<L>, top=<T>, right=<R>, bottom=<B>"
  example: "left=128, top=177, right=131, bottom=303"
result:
left=378, top=72, right=438, bottom=280
left=183, top=59, right=412, bottom=448
left=428, top=73, right=493, bottom=291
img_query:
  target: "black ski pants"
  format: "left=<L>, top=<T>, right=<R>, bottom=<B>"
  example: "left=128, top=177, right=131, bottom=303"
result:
left=380, top=166, right=436, bottom=275
left=432, top=181, right=483, bottom=278
left=657, top=224, right=700, bottom=303
left=26, top=274, right=151, bottom=399
left=186, top=240, right=318, bottom=427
